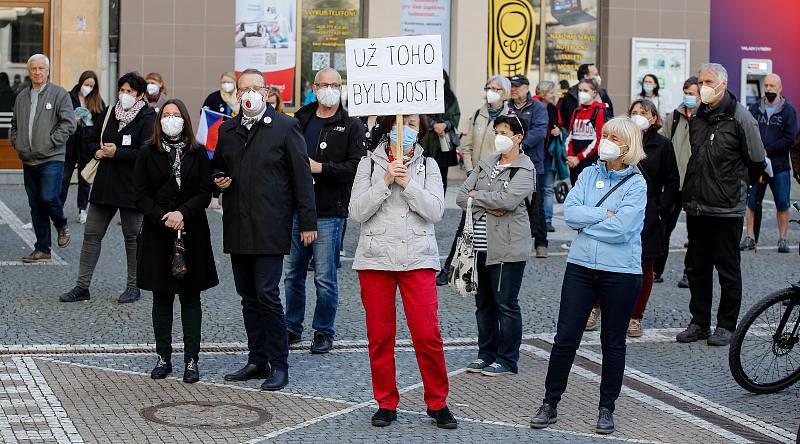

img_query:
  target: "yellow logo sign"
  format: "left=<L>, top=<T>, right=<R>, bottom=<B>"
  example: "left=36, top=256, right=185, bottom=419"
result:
left=488, top=0, right=536, bottom=77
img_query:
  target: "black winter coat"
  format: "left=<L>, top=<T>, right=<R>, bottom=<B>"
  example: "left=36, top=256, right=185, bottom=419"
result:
left=683, top=92, right=765, bottom=217
left=212, top=106, right=317, bottom=254
left=294, top=102, right=366, bottom=218
left=638, top=129, right=680, bottom=259
left=66, top=85, right=105, bottom=162
left=134, top=142, right=218, bottom=293
left=91, top=104, right=156, bottom=209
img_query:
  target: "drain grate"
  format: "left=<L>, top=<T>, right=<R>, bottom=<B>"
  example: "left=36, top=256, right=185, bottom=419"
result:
left=141, top=401, right=272, bottom=429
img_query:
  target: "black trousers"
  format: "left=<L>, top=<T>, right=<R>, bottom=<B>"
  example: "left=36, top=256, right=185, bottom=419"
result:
left=684, top=215, right=743, bottom=331
left=544, top=263, right=641, bottom=411
left=231, top=254, right=289, bottom=370
left=654, top=191, right=683, bottom=277
left=152, top=291, right=201, bottom=363
left=527, top=172, right=548, bottom=248
left=60, top=143, right=90, bottom=211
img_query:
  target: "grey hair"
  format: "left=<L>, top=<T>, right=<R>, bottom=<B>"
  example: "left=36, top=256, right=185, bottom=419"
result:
left=486, top=75, right=511, bottom=97
left=536, top=80, right=557, bottom=96
left=314, top=67, right=341, bottom=84
left=27, top=54, right=50, bottom=69
left=698, top=63, right=728, bottom=82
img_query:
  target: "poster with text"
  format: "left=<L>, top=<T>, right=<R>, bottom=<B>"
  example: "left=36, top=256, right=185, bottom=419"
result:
left=345, top=35, right=445, bottom=117
left=630, top=38, right=690, bottom=116
left=235, top=0, right=297, bottom=106
left=401, top=0, right=451, bottom=70
left=300, top=0, right=362, bottom=106
left=487, top=0, right=598, bottom=87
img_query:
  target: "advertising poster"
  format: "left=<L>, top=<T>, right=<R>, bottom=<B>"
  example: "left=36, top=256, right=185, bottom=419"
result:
left=300, top=0, right=362, bottom=106
left=235, top=0, right=297, bottom=106
left=710, top=0, right=800, bottom=112
left=487, top=0, right=598, bottom=86
left=630, top=38, right=690, bottom=115
left=400, top=0, right=451, bottom=70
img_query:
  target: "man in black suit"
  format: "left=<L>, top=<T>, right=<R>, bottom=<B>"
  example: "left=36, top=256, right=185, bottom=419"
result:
left=213, top=68, right=317, bottom=391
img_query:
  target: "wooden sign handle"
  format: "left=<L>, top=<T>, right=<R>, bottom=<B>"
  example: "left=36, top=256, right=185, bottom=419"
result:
left=394, top=114, right=403, bottom=162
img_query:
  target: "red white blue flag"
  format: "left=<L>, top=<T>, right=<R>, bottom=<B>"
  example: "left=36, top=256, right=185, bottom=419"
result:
left=196, top=108, right=230, bottom=159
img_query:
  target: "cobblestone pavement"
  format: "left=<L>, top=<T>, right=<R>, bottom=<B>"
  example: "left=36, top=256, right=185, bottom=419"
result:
left=1, top=183, right=799, bottom=443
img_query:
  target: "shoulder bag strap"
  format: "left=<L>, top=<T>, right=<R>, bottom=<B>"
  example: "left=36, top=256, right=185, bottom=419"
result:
left=595, top=172, right=637, bottom=207
left=99, top=102, right=114, bottom=145
left=464, top=197, right=474, bottom=235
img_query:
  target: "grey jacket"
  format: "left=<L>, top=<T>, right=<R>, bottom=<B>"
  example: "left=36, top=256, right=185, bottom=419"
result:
left=456, top=152, right=535, bottom=266
left=10, top=83, right=76, bottom=166
left=349, top=143, right=445, bottom=272
left=461, top=102, right=511, bottom=172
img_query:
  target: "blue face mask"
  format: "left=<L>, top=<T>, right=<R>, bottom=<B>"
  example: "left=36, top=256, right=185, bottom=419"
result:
left=683, top=95, right=697, bottom=109
left=389, top=125, right=418, bottom=151
left=643, top=84, right=654, bottom=94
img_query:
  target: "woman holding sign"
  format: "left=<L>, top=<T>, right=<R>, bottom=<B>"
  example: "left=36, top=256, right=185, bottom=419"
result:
left=349, top=114, right=457, bottom=430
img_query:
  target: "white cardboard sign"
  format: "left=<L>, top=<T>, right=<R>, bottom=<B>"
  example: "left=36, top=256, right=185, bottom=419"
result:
left=345, top=35, right=445, bottom=117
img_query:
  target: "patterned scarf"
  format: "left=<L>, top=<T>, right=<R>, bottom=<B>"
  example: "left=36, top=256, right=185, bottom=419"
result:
left=162, top=137, right=187, bottom=188
left=115, top=100, right=145, bottom=130
left=387, top=146, right=415, bottom=164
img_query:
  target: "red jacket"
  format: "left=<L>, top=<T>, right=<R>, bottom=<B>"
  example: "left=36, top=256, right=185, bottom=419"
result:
left=567, top=101, right=607, bottom=161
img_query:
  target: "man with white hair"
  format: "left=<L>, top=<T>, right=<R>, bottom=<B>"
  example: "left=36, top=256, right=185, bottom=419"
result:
left=678, top=63, right=765, bottom=346
left=10, top=54, right=76, bottom=263
left=741, top=73, right=797, bottom=252
left=285, top=67, right=366, bottom=354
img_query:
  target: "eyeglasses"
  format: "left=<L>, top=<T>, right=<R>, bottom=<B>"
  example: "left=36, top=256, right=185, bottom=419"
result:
left=484, top=86, right=504, bottom=93
left=163, top=113, right=182, bottom=118
left=314, top=82, right=341, bottom=89
left=238, top=87, right=266, bottom=94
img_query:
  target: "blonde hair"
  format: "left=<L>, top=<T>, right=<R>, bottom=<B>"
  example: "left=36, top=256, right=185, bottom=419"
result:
left=602, top=117, right=646, bottom=165
left=220, top=71, right=236, bottom=83
left=145, top=72, right=167, bottom=95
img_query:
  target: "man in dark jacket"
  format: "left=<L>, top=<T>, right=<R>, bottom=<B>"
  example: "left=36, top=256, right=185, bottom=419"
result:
left=558, top=63, right=614, bottom=127
left=508, top=74, right=549, bottom=257
left=285, top=67, right=365, bottom=354
left=10, top=54, right=76, bottom=263
left=678, top=63, right=765, bottom=346
left=741, top=73, right=797, bottom=253
left=214, top=69, right=317, bottom=391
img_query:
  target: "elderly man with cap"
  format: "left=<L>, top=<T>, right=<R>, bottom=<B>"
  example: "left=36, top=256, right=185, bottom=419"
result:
left=508, top=74, right=549, bottom=257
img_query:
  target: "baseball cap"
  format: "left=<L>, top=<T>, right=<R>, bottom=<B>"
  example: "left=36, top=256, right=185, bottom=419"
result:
left=509, top=74, right=529, bottom=86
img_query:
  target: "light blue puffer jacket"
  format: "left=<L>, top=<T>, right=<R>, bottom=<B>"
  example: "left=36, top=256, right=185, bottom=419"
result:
left=564, top=162, right=647, bottom=275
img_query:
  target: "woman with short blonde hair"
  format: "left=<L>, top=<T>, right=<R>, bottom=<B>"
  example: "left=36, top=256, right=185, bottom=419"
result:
left=531, top=117, right=647, bottom=435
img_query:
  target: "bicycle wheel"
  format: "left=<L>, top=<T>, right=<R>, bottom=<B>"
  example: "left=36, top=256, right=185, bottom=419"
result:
left=729, top=287, right=800, bottom=394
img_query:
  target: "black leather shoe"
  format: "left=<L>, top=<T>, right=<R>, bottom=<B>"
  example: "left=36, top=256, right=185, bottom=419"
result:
left=596, top=407, right=615, bottom=434
left=371, top=408, right=397, bottom=427
left=427, top=406, right=457, bottom=429
left=288, top=331, right=302, bottom=346
left=677, top=273, right=690, bottom=289
left=224, top=363, right=270, bottom=382
left=60, top=286, right=90, bottom=303
left=530, top=403, right=557, bottom=429
left=118, top=287, right=140, bottom=303
left=435, top=268, right=449, bottom=286
left=653, top=274, right=664, bottom=283
left=310, top=332, right=333, bottom=354
left=183, top=358, right=199, bottom=383
left=707, top=327, right=734, bottom=346
left=676, top=324, right=710, bottom=343
left=261, top=367, right=288, bottom=391
left=150, top=356, right=171, bottom=379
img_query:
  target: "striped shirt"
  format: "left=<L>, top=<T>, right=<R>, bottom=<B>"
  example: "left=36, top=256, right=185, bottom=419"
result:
left=472, top=162, right=510, bottom=252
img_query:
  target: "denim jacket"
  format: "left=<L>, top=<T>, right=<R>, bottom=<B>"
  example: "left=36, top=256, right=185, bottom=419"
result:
left=564, top=162, right=647, bottom=274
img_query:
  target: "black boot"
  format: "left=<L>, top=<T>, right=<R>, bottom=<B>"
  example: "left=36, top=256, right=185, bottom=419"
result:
left=183, top=358, right=200, bottom=383
left=371, top=408, right=397, bottom=427
left=596, top=407, right=615, bottom=434
left=150, top=356, right=172, bottom=379
left=530, top=403, right=557, bottom=429
left=436, top=268, right=449, bottom=286
left=427, top=406, right=457, bottom=429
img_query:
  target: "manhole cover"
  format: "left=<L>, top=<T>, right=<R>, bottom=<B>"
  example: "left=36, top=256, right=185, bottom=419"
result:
left=141, top=401, right=271, bottom=429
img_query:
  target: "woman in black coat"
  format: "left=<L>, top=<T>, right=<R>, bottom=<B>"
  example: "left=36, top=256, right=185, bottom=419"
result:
left=135, top=98, right=218, bottom=384
left=627, top=99, right=679, bottom=336
left=60, top=72, right=156, bottom=305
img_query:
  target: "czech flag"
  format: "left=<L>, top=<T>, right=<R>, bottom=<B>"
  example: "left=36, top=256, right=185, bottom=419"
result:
left=196, top=108, right=230, bottom=159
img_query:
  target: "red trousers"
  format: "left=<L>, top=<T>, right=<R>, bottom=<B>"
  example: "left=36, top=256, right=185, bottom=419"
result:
left=631, top=259, right=655, bottom=319
left=358, top=269, right=449, bottom=410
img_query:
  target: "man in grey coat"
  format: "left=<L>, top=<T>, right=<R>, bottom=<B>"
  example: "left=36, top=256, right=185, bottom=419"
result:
left=10, top=54, right=76, bottom=263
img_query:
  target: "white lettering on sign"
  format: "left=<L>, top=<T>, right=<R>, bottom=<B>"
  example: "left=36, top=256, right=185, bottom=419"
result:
left=345, top=35, right=445, bottom=117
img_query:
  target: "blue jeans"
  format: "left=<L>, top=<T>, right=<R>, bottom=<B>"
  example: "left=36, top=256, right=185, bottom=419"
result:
left=23, top=161, right=67, bottom=253
left=475, top=252, right=526, bottom=372
left=284, top=216, right=345, bottom=338
left=544, top=263, right=642, bottom=411
left=747, top=169, right=791, bottom=211
left=543, top=168, right=555, bottom=224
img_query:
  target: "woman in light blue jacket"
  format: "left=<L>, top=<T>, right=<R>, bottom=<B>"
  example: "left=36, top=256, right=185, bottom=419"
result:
left=530, top=117, right=647, bottom=435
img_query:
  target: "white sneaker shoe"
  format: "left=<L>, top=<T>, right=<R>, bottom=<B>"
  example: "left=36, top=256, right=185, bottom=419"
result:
left=78, top=209, right=88, bottom=224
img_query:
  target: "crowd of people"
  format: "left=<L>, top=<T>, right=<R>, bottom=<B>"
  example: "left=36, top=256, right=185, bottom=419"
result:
left=10, top=52, right=799, bottom=434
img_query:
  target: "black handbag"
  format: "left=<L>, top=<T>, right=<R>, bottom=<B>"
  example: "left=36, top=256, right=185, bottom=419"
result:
left=171, top=230, right=187, bottom=279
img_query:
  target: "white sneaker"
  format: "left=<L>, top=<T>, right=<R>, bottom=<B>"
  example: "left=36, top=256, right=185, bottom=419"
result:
left=340, top=250, right=346, bottom=257
left=78, top=210, right=88, bottom=224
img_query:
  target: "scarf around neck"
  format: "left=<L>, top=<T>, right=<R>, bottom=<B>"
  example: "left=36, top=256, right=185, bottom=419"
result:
left=115, top=100, right=145, bottom=130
